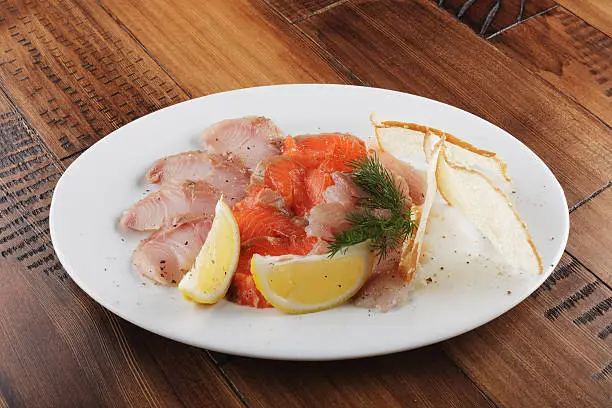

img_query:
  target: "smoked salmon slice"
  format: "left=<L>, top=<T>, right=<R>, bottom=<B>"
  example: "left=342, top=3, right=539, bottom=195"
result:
left=304, top=164, right=335, bottom=208
left=228, top=235, right=317, bottom=308
left=264, top=156, right=309, bottom=215
left=282, top=133, right=367, bottom=171
left=233, top=207, right=306, bottom=242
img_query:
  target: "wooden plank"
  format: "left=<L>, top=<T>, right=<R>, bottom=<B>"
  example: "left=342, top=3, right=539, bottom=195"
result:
left=491, top=6, right=612, bottom=126
left=434, top=0, right=556, bottom=36
left=297, top=0, right=612, bottom=208
left=223, top=346, right=495, bottom=407
left=265, top=0, right=344, bottom=22
left=444, top=253, right=612, bottom=407
left=0, top=260, right=100, bottom=407
left=0, top=0, right=189, bottom=159
left=567, top=186, right=612, bottom=286
left=556, top=0, right=612, bottom=37
left=0, top=91, right=242, bottom=408
left=97, top=0, right=355, bottom=97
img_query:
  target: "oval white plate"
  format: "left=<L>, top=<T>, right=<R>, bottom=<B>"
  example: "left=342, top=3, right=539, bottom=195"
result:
left=50, top=84, right=569, bottom=360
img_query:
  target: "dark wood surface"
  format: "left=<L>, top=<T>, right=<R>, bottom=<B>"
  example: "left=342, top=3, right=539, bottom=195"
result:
left=265, top=0, right=345, bottom=22
left=491, top=6, right=612, bottom=126
left=556, top=0, right=612, bottom=37
left=435, top=0, right=557, bottom=37
left=0, top=0, right=188, bottom=159
left=566, top=186, right=612, bottom=286
left=1, top=0, right=610, bottom=406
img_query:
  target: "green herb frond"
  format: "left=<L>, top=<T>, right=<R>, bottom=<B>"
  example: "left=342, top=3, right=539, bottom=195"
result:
left=328, top=153, right=415, bottom=260
left=348, top=153, right=408, bottom=214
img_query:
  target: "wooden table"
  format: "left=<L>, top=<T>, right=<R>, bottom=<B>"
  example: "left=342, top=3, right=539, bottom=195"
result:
left=1, top=0, right=610, bottom=406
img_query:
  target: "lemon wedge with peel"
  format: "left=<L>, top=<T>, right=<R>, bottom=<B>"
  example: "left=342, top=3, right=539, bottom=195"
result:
left=178, top=198, right=240, bottom=304
left=251, top=242, right=374, bottom=314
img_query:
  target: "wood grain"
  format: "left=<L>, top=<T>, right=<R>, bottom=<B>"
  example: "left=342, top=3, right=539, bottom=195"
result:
left=556, top=0, right=612, bottom=38
left=265, top=0, right=345, bottom=22
left=492, top=6, right=612, bottom=126
left=297, top=0, right=612, bottom=207
left=435, top=0, right=556, bottom=36
left=0, top=90, right=241, bottom=407
left=0, top=259, right=101, bottom=407
left=223, top=346, right=495, bottom=407
left=0, top=0, right=188, bottom=159
left=98, top=0, right=355, bottom=97
left=444, top=254, right=612, bottom=407
left=567, top=186, right=612, bottom=286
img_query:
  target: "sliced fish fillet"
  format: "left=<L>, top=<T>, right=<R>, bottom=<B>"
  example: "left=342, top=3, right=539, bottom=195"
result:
left=234, top=206, right=307, bottom=242
left=264, top=155, right=308, bottom=215
left=306, top=172, right=363, bottom=242
left=234, top=184, right=288, bottom=214
left=304, top=164, right=335, bottom=208
left=120, top=181, right=219, bottom=231
left=133, top=216, right=213, bottom=285
left=282, top=133, right=366, bottom=171
left=305, top=203, right=352, bottom=242
left=353, top=247, right=411, bottom=312
left=377, top=151, right=426, bottom=206
left=228, top=236, right=293, bottom=308
left=145, top=151, right=249, bottom=206
left=323, top=172, right=363, bottom=206
left=202, top=116, right=283, bottom=169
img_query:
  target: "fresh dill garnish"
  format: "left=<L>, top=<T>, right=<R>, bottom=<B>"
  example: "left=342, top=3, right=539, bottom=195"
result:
left=328, top=153, right=415, bottom=260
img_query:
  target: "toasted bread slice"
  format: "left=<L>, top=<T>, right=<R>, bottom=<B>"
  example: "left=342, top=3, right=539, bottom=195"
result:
left=373, top=119, right=510, bottom=182
left=398, top=135, right=444, bottom=281
left=436, top=149, right=542, bottom=274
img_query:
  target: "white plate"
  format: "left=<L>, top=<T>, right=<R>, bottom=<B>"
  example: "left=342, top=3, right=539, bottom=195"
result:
left=50, top=84, right=569, bottom=360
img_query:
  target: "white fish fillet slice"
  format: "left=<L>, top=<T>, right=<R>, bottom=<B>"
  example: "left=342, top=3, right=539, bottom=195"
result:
left=133, top=216, right=213, bottom=285
left=306, top=172, right=362, bottom=247
left=305, top=203, right=351, bottom=241
left=322, top=172, right=363, bottom=207
left=377, top=151, right=426, bottom=206
left=145, top=151, right=249, bottom=206
left=202, top=116, right=283, bottom=169
left=353, top=247, right=411, bottom=312
left=120, top=181, right=219, bottom=231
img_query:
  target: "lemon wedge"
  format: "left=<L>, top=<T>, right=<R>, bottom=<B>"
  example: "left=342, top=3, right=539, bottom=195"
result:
left=251, top=242, right=374, bottom=314
left=178, top=198, right=240, bottom=304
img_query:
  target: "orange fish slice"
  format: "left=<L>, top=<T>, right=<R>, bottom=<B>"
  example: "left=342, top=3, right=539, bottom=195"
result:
left=233, top=207, right=305, bottom=241
left=282, top=133, right=367, bottom=171
left=304, top=164, right=335, bottom=207
left=230, top=236, right=308, bottom=308
left=264, top=156, right=309, bottom=215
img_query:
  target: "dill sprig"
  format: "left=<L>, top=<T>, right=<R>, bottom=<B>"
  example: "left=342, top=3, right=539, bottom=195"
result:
left=348, top=154, right=406, bottom=212
left=328, top=153, right=415, bottom=260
